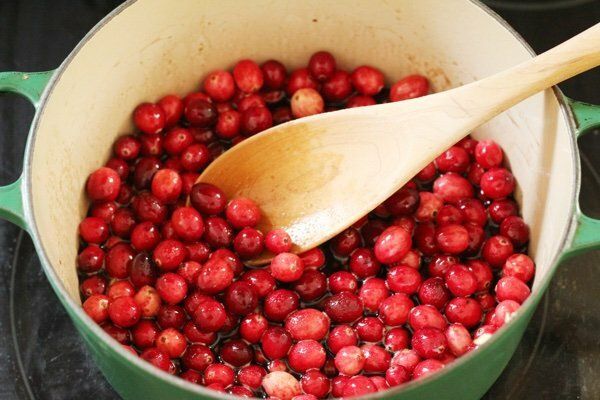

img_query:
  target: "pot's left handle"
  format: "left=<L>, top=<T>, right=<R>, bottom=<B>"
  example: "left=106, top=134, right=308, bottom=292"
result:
left=564, top=98, right=600, bottom=257
left=0, top=71, right=54, bottom=230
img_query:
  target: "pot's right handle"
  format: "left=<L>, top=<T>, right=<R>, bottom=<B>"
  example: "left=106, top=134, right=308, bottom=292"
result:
left=564, top=98, right=600, bottom=257
left=0, top=71, right=54, bottom=230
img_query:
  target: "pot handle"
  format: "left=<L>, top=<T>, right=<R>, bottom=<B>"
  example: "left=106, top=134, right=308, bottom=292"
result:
left=0, top=71, right=54, bottom=230
left=564, top=98, right=600, bottom=256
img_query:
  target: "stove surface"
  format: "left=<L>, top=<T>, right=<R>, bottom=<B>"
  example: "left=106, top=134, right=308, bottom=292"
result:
left=1, top=1, right=599, bottom=399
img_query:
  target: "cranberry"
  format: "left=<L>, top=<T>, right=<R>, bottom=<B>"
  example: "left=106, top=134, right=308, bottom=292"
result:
left=300, top=248, right=326, bottom=269
left=238, top=94, right=266, bottom=112
left=226, top=197, right=261, bottom=228
left=482, top=235, right=514, bottom=268
left=158, top=94, right=183, bottom=128
left=264, top=289, right=300, bottom=322
left=183, top=321, right=216, bottom=345
left=139, top=134, right=163, bottom=157
left=186, top=242, right=210, bottom=264
left=301, top=369, right=330, bottom=398
left=436, top=146, right=470, bottom=173
left=503, top=253, right=535, bottom=283
left=182, top=344, right=214, bottom=372
left=292, top=269, right=327, bottom=301
left=157, top=304, right=186, bottom=330
left=291, top=88, right=324, bottom=118
left=428, top=254, right=458, bottom=278
left=185, top=98, right=217, bottom=127
left=263, top=229, right=292, bottom=254
left=203, top=70, right=235, bottom=102
left=155, top=273, right=188, bottom=305
left=409, top=305, right=447, bottom=331
left=204, top=363, right=235, bottom=387
left=89, top=201, right=118, bottom=223
left=132, top=320, right=159, bottom=349
left=203, top=216, right=234, bottom=248
left=102, top=323, right=131, bottom=344
left=334, top=345, right=365, bottom=375
left=192, top=298, right=226, bottom=332
left=196, top=257, right=234, bottom=294
left=140, top=348, right=171, bottom=372
left=77, top=245, right=105, bottom=273
left=445, top=264, right=478, bottom=297
left=433, top=173, right=474, bottom=204
left=288, top=340, right=326, bottom=372
left=307, top=51, right=336, bottom=81
left=413, top=359, right=445, bottom=380
left=342, top=375, right=377, bottom=397
left=262, top=371, right=302, bottom=400
left=107, top=280, right=135, bottom=300
left=270, top=252, right=304, bottom=282
left=384, top=327, right=410, bottom=352
left=133, top=103, right=165, bottom=134
left=386, top=265, right=422, bottom=295
left=489, top=199, right=518, bottom=224
left=445, top=297, right=483, bottom=328
left=355, top=317, right=385, bottom=342
left=480, top=167, right=515, bottom=199
left=133, top=285, right=161, bottom=317
left=328, top=271, right=358, bottom=294
left=113, top=135, right=140, bottom=161
left=467, top=163, right=486, bottom=186
left=156, top=328, right=187, bottom=358
left=418, top=277, right=450, bottom=310
left=286, top=68, right=318, bottom=95
left=80, top=275, right=107, bottom=297
left=233, top=227, right=264, bottom=259
left=495, top=276, right=531, bottom=304
left=150, top=169, right=182, bottom=204
left=108, top=296, right=141, bottom=327
left=411, top=328, right=447, bottom=359
left=445, top=323, right=472, bottom=357
left=346, top=95, right=376, bottom=108
left=500, top=216, right=530, bottom=246
left=322, top=70, right=353, bottom=102
left=188, top=183, right=226, bottom=215
left=242, top=269, right=277, bottom=298
left=233, top=60, right=264, bottom=93
left=378, top=293, right=413, bottom=326
left=239, top=313, right=268, bottom=343
left=86, top=167, right=121, bottom=201
left=105, top=243, right=135, bottom=279
left=358, top=277, right=389, bottom=312
left=241, top=106, right=273, bottom=135
left=351, top=65, right=384, bottom=96
left=436, top=205, right=463, bottom=226
left=180, top=369, right=202, bottom=384
left=225, top=281, right=258, bottom=315
left=261, top=326, right=293, bottom=360
left=322, top=292, right=363, bottom=323
left=261, top=60, right=287, bottom=89
left=327, top=325, right=358, bottom=354
left=152, top=239, right=186, bottom=271
left=285, top=308, right=330, bottom=341
left=331, top=376, right=350, bottom=398
left=83, top=294, right=110, bottom=323
left=238, top=364, right=267, bottom=389
left=272, top=106, right=293, bottom=125
left=180, top=143, right=211, bottom=171
left=215, top=110, right=241, bottom=139
left=389, top=75, right=429, bottom=101
left=373, top=226, right=411, bottom=264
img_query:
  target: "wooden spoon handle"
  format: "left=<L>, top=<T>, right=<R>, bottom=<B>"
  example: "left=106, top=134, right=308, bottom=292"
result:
left=450, top=22, right=600, bottom=129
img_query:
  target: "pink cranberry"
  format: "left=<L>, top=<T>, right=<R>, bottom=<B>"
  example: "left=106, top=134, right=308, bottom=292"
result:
left=262, top=371, right=302, bottom=400
left=327, top=325, right=358, bottom=354
left=133, top=103, right=165, bottom=135
left=334, top=345, right=365, bottom=375
left=389, top=75, right=429, bottom=101
left=409, top=304, right=447, bottom=331
left=495, top=276, right=531, bottom=304
left=445, top=264, right=478, bottom=297
left=503, top=253, right=535, bottom=283
left=133, top=285, right=161, bottom=317
left=415, top=192, right=443, bottom=222
left=264, top=289, right=300, bottom=322
left=285, top=308, right=330, bottom=341
left=391, top=349, right=421, bottom=372
left=378, top=293, right=413, bottom=326
left=373, top=226, right=412, bottom=264
left=445, top=323, right=472, bottom=356
left=291, top=88, right=324, bottom=118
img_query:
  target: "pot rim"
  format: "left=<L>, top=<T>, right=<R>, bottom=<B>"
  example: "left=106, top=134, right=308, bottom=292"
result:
left=19, top=0, right=581, bottom=398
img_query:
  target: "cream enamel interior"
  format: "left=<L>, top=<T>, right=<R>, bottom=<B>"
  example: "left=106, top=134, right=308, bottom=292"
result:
left=30, top=0, right=575, bottom=304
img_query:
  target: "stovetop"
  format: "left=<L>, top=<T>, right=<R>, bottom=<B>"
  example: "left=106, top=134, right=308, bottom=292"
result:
left=1, top=1, right=599, bottom=399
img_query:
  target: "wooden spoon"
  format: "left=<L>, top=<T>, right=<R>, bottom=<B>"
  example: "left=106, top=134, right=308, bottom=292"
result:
left=196, top=23, right=600, bottom=263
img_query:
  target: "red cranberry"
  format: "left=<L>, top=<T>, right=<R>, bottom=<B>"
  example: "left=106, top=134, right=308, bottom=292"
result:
left=346, top=95, right=376, bottom=108
left=445, top=323, right=472, bottom=356
left=503, top=253, right=535, bottom=283
left=264, top=289, right=300, bottom=322
left=180, top=369, right=202, bottom=384
left=203, top=217, right=234, bottom=248
left=285, top=308, right=330, bottom=341
left=134, top=103, right=165, bottom=134
left=216, top=109, right=242, bottom=139
left=108, top=296, right=141, bottom=328
left=435, top=146, right=470, bottom=173
left=193, top=298, right=226, bottom=332
left=152, top=239, right=186, bottom=271
left=105, top=243, right=135, bottom=279
left=489, top=300, right=520, bottom=328
left=133, top=285, right=161, bottom=317
left=186, top=242, right=210, bottom=263
left=151, top=169, right=182, bottom=204
left=158, top=94, right=183, bottom=128
left=156, top=328, right=187, bottom=358
left=347, top=248, right=379, bottom=278
left=308, top=51, right=336, bottom=81
left=433, top=173, right=474, bottom=204
left=436, top=204, right=464, bottom=226
left=413, top=359, right=445, bottom=380
left=270, top=252, right=305, bottom=282
left=418, top=277, right=450, bottom=310
left=225, top=281, right=258, bottom=315
left=415, top=192, right=443, bottom=222
left=322, top=292, right=363, bottom=324
left=495, top=276, right=531, bottom=304
left=286, top=68, right=318, bottom=96
left=239, top=313, right=268, bottom=343
left=238, top=94, right=266, bottom=112
left=466, top=260, right=493, bottom=292
left=139, top=134, right=163, bottom=157
left=351, top=65, right=384, bottom=96
left=242, top=269, right=277, bottom=298
left=328, top=271, right=358, bottom=294
left=409, top=304, right=447, bottom=331
left=475, top=139, right=503, bottom=169
left=89, top=201, right=118, bottom=223
left=411, top=328, right=447, bottom=359
left=331, top=376, right=350, bottom=398
left=358, top=277, right=389, bottom=312
left=155, top=273, right=188, bottom=305
left=113, top=135, right=141, bottom=161
left=132, top=319, right=159, bottom=349
left=385, top=364, right=410, bottom=387
left=83, top=294, right=110, bottom=323
left=445, top=297, right=483, bottom=328
left=204, top=363, right=235, bottom=387
left=292, top=269, right=327, bottom=301
left=196, top=257, right=234, bottom=294
left=467, top=163, right=486, bottom=186
left=185, top=98, right=217, bottom=127
left=261, top=60, right=287, bottom=89
left=238, top=364, right=267, bottom=389
left=140, top=348, right=171, bottom=372
left=342, top=375, right=377, bottom=397
left=300, top=248, right=326, bottom=269
left=180, top=143, right=211, bottom=171
left=301, top=369, right=330, bottom=398
left=389, top=74, right=429, bottom=101
left=264, top=229, right=292, bottom=254
left=203, top=70, right=235, bottom=102
left=241, top=106, right=273, bottom=136
left=130, top=222, right=160, bottom=252
left=233, top=227, right=264, bottom=259
left=373, top=226, right=411, bottom=264
left=226, top=197, right=261, bottom=229
left=288, top=340, right=326, bottom=372
left=445, top=264, right=478, bottom=297
left=80, top=275, right=107, bottom=297
left=86, top=167, right=121, bottom=201
left=233, top=60, right=264, bottom=93
left=261, top=326, right=293, bottom=360
left=77, top=245, right=105, bottom=273
left=384, top=327, right=410, bottom=352
left=133, top=157, right=161, bottom=190
left=183, top=321, right=217, bottom=345
left=482, top=235, right=514, bottom=267
left=163, top=128, right=193, bottom=156
left=334, top=345, right=365, bottom=375
left=327, top=325, right=358, bottom=354
left=182, top=344, right=214, bottom=372
left=272, top=105, right=293, bottom=125
left=102, top=323, right=131, bottom=344
left=322, top=70, right=352, bottom=102
left=386, top=265, right=422, bottom=295
left=480, top=167, right=515, bottom=199
left=489, top=199, right=518, bottom=224
left=355, top=317, right=385, bottom=342
left=107, top=280, right=134, bottom=300
left=428, top=255, right=458, bottom=278
left=500, top=216, right=530, bottom=246
left=378, top=293, right=413, bottom=326
left=157, top=304, right=186, bottom=330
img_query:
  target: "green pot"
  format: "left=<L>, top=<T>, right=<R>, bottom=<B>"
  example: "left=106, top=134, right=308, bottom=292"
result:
left=1, top=1, right=599, bottom=399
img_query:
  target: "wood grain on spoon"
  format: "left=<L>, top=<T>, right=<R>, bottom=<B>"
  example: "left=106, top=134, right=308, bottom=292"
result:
left=196, top=23, right=600, bottom=264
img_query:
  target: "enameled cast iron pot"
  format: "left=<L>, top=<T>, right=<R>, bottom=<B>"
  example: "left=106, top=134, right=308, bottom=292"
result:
left=1, top=1, right=599, bottom=399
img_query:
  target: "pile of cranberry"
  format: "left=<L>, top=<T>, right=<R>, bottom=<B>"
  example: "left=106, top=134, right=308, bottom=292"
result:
left=78, top=51, right=535, bottom=399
